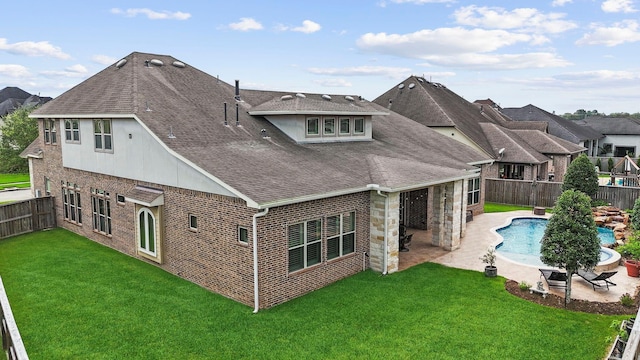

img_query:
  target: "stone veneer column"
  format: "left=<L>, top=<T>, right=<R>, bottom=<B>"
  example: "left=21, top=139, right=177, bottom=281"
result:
left=369, top=190, right=400, bottom=274
left=432, top=185, right=445, bottom=247
left=432, top=181, right=465, bottom=250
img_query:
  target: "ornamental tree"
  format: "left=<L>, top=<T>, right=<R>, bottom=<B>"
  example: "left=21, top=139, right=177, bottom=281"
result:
left=0, top=106, right=38, bottom=173
left=562, top=153, right=599, bottom=199
left=541, top=189, right=600, bottom=306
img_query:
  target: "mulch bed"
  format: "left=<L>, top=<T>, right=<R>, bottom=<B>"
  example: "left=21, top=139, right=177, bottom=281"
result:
left=505, top=279, right=640, bottom=315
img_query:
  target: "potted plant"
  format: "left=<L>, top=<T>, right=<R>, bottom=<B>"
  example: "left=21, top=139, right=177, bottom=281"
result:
left=480, top=247, right=497, bottom=277
left=616, top=233, right=640, bottom=277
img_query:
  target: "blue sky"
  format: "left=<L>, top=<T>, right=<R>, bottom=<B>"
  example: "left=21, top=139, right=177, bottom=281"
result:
left=1, top=0, right=639, bottom=114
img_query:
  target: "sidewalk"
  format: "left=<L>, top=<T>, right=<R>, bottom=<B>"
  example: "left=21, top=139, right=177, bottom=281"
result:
left=0, top=189, right=33, bottom=203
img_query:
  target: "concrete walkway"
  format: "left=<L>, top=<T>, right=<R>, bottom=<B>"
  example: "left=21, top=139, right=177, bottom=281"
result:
left=400, top=210, right=639, bottom=303
left=0, top=189, right=33, bottom=203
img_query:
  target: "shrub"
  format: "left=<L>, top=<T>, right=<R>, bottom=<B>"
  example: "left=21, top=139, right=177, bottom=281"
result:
left=608, top=157, right=615, bottom=173
left=518, top=281, right=531, bottom=291
left=620, top=293, right=634, bottom=307
left=631, top=198, right=640, bottom=230
left=562, top=154, right=599, bottom=198
left=596, top=158, right=602, bottom=171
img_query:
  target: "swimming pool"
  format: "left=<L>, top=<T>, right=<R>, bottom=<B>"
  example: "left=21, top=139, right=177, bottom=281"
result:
left=494, top=217, right=620, bottom=269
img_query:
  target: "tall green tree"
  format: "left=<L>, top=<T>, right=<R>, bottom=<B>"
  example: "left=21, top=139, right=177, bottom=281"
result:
left=562, top=153, right=599, bottom=199
left=541, top=189, right=600, bottom=306
left=0, top=106, right=38, bottom=173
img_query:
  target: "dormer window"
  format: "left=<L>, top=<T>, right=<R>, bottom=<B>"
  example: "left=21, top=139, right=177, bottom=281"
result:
left=306, top=117, right=319, bottom=136
left=323, top=117, right=335, bottom=136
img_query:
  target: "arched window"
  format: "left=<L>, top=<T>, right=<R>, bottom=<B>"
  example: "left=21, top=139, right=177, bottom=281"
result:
left=138, top=208, right=156, bottom=256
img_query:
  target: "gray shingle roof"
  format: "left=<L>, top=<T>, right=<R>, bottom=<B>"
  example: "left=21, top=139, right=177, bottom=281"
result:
left=576, top=116, right=640, bottom=135
left=31, top=52, right=492, bottom=207
left=478, top=123, right=550, bottom=164
left=501, top=104, right=603, bottom=143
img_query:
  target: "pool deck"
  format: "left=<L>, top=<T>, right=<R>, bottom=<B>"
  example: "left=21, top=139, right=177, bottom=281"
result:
left=399, top=210, right=639, bottom=303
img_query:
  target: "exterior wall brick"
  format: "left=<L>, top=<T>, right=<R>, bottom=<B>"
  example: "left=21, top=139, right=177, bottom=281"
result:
left=29, top=120, right=372, bottom=309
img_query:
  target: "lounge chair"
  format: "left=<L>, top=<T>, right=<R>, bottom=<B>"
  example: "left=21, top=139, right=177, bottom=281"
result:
left=539, top=269, right=568, bottom=289
left=576, top=269, right=617, bottom=290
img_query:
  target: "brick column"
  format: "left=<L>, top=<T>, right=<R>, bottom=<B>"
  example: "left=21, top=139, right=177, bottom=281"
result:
left=369, top=190, right=400, bottom=274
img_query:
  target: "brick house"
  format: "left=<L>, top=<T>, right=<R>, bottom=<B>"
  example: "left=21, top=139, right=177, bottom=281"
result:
left=24, top=52, right=492, bottom=310
left=373, top=77, right=585, bottom=185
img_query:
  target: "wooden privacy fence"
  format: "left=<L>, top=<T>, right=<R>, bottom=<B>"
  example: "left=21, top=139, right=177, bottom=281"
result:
left=0, top=197, right=56, bottom=240
left=486, top=179, right=640, bottom=210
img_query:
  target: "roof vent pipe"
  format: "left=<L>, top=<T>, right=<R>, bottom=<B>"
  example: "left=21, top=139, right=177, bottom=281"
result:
left=145, top=60, right=150, bottom=67
left=235, top=80, right=241, bottom=101
left=224, top=102, right=228, bottom=126
left=236, top=103, right=240, bottom=126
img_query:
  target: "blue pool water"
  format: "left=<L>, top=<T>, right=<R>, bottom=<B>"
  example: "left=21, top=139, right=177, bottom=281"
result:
left=495, top=217, right=615, bottom=267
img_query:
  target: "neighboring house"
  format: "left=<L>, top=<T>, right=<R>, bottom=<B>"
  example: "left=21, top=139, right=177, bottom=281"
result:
left=0, top=87, right=52, bottom=139
left=576, top=116, right=640, bottom=158
left=501, top=104, right=603, bottom=157
left=23, top=52, right=492, bottom=310
left=372, top=76, right=585, bottom=184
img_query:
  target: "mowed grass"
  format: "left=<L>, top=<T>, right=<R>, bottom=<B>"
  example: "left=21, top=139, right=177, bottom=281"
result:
left=0, top=228, right=623, bottom=359
left=484, top=202, right=533, bottom=213
left=0, top=173, right=30, bottom=190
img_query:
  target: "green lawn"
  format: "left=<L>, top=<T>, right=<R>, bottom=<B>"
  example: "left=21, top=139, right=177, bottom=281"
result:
left=484, top=202, right=533, bottom=213
left=0, top=173, right=30, bottom=190
left=0, top=228, right=623, bottom=359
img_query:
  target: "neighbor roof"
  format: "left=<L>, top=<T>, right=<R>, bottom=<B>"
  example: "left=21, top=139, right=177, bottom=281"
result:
left=576, top=116, right=640, bottom=135
left=501, top=104, right=603, bottom=143
left=31, top=52, right=492, bottom=208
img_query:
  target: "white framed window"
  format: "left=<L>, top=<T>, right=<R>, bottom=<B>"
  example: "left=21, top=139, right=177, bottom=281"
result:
left=238, top=226, right=248, bottom=244
left=288, top=219, right=322, bottom=272
left=64, top=119, right=80, bottom=143
left=138, top=207, right=157, bottom=256
left=323, top=117, right=335, bottom=136
left=94, top=119, right=113, bottom=152
left=339, top=117, right=350, bottom=135
left=44, top=119, right=57, bottom=144
left=91, top=188, right=111, bottom=235
left=306, top=117, right=319, bottom=136
left=45, top=177, right=51, bottom=195
left=354, top=117, right=364, bottom=135
left=467, top=178, right=480, bottom=205
left=189, top=214, right=198, bottom=231
left=62, top=181, right=82, bottom=225
left=327, top=211, right=356, bottom=260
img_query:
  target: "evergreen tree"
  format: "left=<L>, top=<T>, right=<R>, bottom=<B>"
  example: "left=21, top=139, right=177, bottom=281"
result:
left=562, top=154, right=599, bottom=199
left=540, top=189, right=600, bottom=305
left=0, top=106, right=38, bottom=173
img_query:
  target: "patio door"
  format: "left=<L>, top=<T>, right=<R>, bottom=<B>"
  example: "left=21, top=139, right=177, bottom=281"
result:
left=400, top=189, right=428, bottom=230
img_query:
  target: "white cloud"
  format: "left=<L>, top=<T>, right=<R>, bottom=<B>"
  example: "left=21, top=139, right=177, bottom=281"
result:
left=551, top=0, right=573, bottom=6
left=576, top=20, right=640, bottom=46
left=40, top=64, right=89, bottom=78
left=357, top=28, right=535, bottom=58
left=313, top=79, right=352, bottom=87
left=453, top=6, right=577, bottom=34
left=91, top=55, right=117, bottom=65
left=0, top=64, right=30, bottom=78
left=229, top=18, right=263, bottom=31
left=0, top=38, right=70, bottom=59
left=110, top=8, right=191, bottom=20
left=292, top=20, right=321, bottom=34
left=602, top=0, right=637, bottom=13
left=421, top=52, right=571, bottom=70
left=554, top=69, right=639, bottom=83
left=308, top=65, right=413, bottom=78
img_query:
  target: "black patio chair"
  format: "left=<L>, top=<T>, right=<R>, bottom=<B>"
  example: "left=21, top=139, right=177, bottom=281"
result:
left=539, top=269, right=568, bottom=289
left=576, top=269, right=617, bottom=290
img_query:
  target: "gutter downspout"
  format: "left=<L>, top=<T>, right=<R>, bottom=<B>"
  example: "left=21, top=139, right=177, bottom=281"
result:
left=252, top=208, right=269, bottom=313
left=376, top=189, right=389, bottom=275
